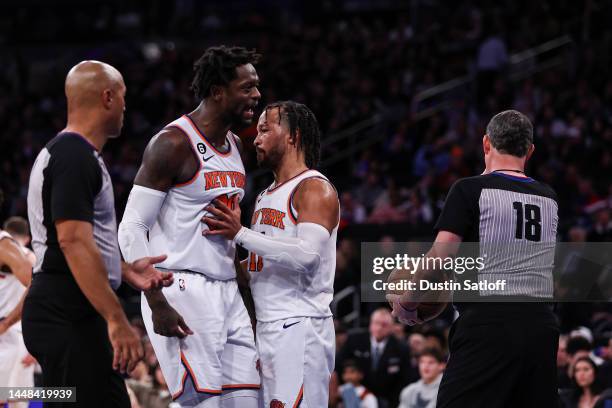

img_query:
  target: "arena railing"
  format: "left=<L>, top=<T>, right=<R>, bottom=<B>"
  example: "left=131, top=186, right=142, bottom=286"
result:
left=331, top=285, right=361, bottom=328
left=314, top=34, right=574, bottom=170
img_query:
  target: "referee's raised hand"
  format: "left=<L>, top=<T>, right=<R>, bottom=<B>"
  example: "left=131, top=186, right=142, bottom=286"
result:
left=108, top=316, right=144, bottom=374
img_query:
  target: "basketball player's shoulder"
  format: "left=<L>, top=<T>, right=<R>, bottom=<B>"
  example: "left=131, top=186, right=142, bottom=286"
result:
left=148, top=125, right=192, bottom=156
left=143, top=125, right=194, bottom=169
left=293, top=174, right=339, bottom=222
left=295, top=173, right=338, bottom=204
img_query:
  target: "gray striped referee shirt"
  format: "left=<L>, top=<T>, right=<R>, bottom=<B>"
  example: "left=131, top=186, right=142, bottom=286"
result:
left=27, top=132, right=122, bottom=289
left=434, top=172, right=558, bottom=300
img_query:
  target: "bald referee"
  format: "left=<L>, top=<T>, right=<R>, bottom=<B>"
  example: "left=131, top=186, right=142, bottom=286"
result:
left=389, top=110, right=559, bottom=407
left=23, top=61, right=173, bottom=407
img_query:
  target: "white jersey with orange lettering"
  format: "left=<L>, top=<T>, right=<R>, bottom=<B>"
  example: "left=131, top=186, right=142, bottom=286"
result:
left=248, top=169, right=337, bottom=322
left=147, top=114, right=246, bottom=280
left=135, top=116, right=259, bottom=404
left=247, top=169, right=338, bottom=407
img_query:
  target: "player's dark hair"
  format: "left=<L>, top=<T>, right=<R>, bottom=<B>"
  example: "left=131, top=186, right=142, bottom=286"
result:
left=3, top=216, right=29, bottom=236
left=265, top=101, right=321, bottom=168
left=419, top=347, right=446, bottom=363
left=486, top=109, right=533, bottom=157
left=566, top=336, right=592, bottom=356
left=191, top=45, right=261, bottom=100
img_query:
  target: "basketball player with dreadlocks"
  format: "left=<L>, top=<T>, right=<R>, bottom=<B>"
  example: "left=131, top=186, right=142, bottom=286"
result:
left=203, top=101, right=339, bottom=408
left=118, top=46, right=261, bottom=408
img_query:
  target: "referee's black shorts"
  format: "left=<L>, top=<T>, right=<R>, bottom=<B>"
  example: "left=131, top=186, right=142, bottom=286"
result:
left=22, top=272, right=130, bottom=408
left=436, top=303, right=560, bottom=408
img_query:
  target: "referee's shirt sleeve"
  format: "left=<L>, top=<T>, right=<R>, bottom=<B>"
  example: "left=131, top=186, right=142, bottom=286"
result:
left=434, top=179, right=474, bottom=238
left=49, top=139, right=102, bottom=223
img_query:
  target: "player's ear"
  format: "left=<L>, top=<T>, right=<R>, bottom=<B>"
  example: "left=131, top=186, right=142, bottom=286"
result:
left=210, top=85, right=224, bottom=102
left=291, top=129, right=301, bottom=146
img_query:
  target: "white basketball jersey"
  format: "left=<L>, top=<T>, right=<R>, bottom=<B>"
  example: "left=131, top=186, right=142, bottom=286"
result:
left=147, top=115, right=246, bottom=280
left=249, top=169, right=338, bottom=322
left=0, top=231, right=27, bottom=319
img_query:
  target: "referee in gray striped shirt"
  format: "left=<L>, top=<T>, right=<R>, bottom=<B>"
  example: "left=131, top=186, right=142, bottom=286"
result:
left=389, top=110, right=560, bottom=407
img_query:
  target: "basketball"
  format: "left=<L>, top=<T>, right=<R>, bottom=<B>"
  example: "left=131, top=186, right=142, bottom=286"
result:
left=386, top=267, right=449, bottom=322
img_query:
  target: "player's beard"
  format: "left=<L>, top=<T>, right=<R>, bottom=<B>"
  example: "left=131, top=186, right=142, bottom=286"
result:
left=256, top=145, right=284, bottom=170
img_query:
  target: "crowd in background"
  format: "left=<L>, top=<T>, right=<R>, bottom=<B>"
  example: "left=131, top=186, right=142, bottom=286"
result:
left=1, top=1, right=611, bottom=407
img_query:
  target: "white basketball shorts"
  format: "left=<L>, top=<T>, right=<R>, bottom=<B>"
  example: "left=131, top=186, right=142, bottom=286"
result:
left=256, top=316, right=335, bottom=407
left=141, top=272, right=260, bottom=403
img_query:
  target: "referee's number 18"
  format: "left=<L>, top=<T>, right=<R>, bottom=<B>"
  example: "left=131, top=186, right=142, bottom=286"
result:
left=512, top=201, right=542, bottom=241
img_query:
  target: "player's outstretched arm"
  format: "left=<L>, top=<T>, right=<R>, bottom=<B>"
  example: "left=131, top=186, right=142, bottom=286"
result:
left=118, top=127, right=195, bottom=338
left=118, top=127, right=191, bottom=262
left=0, top=236, right=32, bottom=286
left=203, top=178, right=339, bottom=273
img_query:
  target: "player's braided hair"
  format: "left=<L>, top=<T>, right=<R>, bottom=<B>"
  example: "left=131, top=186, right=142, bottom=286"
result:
left=266, top=101, right=321, bottom=169
left=191, top=45, right=261, bottom=100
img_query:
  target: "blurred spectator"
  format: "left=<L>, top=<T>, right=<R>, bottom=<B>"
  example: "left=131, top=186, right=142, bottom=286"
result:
left=422, top=329, right=448, bottom=356
left=337, top=308, right=413, bottom=408
left=392, top=322, right=406, bottom=343
left=561, top=336, right=595, bottom=389
left=398, top=348, right=446, bottom=408
left=339, top=360, right=378, bottom=408
left=127, top=364, right=172, bottom=408
left=588, top=207, right=612, bottom=242
left=340, top=191, right=367, bottom=226
left=559, top=357, right=605, bottom=408
left=367, top=182, right=409, bottom=224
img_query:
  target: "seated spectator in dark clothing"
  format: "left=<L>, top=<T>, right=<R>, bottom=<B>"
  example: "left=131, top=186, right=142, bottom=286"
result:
left=337, top=308, right=413, bottom=408
left=559, top=357, right=605, bottom=408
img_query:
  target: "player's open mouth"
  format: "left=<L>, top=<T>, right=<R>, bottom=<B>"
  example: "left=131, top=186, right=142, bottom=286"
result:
left=244, top=108, right=254, bottom=118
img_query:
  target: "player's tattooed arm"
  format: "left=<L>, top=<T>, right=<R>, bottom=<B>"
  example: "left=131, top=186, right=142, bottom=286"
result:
left=134, top=127, right=199, bottom=191
left=132, top=128, right=196, bottom=338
